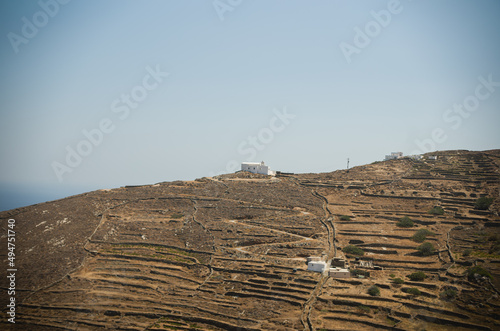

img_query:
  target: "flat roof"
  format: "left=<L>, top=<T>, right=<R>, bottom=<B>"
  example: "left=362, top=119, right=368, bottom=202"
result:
left=330, top=268, right=349, bottom=272
left=241, top=162, right=262, bottom=165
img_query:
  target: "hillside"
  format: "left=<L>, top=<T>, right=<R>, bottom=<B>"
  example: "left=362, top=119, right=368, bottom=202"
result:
left=1, top=150, right=499, bottom=330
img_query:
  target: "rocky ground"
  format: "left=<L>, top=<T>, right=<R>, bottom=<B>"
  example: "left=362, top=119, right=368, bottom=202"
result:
left=1, top=149, right=499, bottom=330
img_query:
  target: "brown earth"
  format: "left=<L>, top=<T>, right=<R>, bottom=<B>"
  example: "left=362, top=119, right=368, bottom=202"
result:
left=1, top=149, right=499, bottom=330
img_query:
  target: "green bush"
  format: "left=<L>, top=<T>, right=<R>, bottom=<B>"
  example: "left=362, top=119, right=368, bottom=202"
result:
left=474, top=197, right=493, bottom=210
left=417, top=242, right=435, bottom=256
left=357, top=305, right=371, bottom=313
left=351, top=269, right=370, bottom=277
left=489, top=241, right=500, bottom=255
left=428, top=206, right=444, bottom=215
left=466, top=265, right=492, bottom=280
left=343, top=245, right=364, bottom=256
left=463, top=248, right=472, bottom=257
left=411, top=229, right=435, bottom=243
left=440, top=289, right=457, bottom=300
left=404, top=288, right=421, bottom=296
left=368, top=285, right=380, bottom=296
left=408, top=271, right=427, bottom=281
left=389, top=273, right=396, bottom=278
left=397, top=216, right=414, bottom=228
left=339, top=215, right=351, bottom=221
left=393, top=277, right=405, bottom=284
left=488, top=234, right=499, bottom=242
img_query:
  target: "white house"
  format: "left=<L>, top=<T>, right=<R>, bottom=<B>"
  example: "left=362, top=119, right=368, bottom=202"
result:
left=329, top=267, right=350, bottom=278
left=384, top=152, right=403, bottom=161
left=307, top=261, right=327, bottom=273
left=241, top=161, right=275, bottom=176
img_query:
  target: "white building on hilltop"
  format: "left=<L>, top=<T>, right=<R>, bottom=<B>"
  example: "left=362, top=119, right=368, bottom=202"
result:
left=241, top=161, right=276, bottom=176
left=384, top=152, right=403, bottom=161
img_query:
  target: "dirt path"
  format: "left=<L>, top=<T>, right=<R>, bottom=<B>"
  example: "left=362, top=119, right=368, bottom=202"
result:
left=226, top=219, right=313, bottom=241
left=221, top=217, right=314, bottom=257
left=301, top=188, right=337, bottom=331
left=231, top=238, right=314, bottom=255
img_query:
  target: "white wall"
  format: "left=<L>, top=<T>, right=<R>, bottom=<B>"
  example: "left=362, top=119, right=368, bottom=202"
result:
left=307, top=261, right=326, bottom=272
left=241, top=162, right=274, bottom=175
left=329, top=267, right=350, bottom=278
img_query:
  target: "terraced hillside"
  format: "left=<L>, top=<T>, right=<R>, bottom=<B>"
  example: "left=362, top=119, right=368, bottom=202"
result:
left=1, top=150, right=499, bottom=330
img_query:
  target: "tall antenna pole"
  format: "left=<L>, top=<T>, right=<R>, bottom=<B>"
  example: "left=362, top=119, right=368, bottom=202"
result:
left=347, top=158, right=350, bottom=170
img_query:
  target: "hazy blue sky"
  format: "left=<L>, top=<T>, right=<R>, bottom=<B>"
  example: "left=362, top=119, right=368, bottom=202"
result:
left=1, top=0, right=499, bottom=211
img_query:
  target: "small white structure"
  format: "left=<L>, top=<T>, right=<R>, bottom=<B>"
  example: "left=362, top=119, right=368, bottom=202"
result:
left=241, top=161, right=275, bottom=176
left=358, top=260, right=373, bottom=268
left=384, top=152, right=403, bottom=161
left=307, top=261, right=327, bottom=273
left=329, top=267, right=350, bottom=278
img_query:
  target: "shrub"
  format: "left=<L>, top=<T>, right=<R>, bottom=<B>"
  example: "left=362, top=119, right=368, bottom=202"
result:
left=474, top=197, right=493, bottom=210
left=339, top=215, right=351, bottom=221
left=466, top=266, right=492, bottom=280
left=488, top=234, right=499, bottom=242
left=489, top=241, right=500, bottom=255
left=389, top=273, right=396, bottom=278
left=343, top=245, right=364, bottom=256
left=463, top=248, right=472, bottom=257
left=411, top=229, right=435, bottom=243
left=404, top=288, right=421, bottom=296
left=386, top=317, right=397, bottom=326
left=417, top=242, right=435, bottom=256
left=368, top=285, right=380, bottom=296
left=351, top=269, right=370, bottom=277
left=357, top=305, right=371, bottom=313
left=397, top=216, right=414, bottom=228
left=440, top=289, right=457, bottom=300
left=428, top=206, right=444, bottom=215
left=408, top=271, right=427, bottom=281
left=393, top=277, right=405, bottom=285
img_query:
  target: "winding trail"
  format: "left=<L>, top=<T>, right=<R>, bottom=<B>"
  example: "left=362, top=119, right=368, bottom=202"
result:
left=190, top=198, right=216, bottom=293
left=220, top=215, right=315, bottom=257
left=19, top=199, right=133, bottom=305
left=226, top=219, right=313, bottom=241
left=231, top=238, right=313, bottom=257
left=300, top=187, right=337, bottom=331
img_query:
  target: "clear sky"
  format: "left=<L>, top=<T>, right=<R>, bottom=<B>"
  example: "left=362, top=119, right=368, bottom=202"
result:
left=1, top=0, right=499, bottom=211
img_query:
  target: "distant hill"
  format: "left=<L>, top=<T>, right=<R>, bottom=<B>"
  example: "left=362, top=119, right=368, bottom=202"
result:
left=1, top=149, right=499, bottom=330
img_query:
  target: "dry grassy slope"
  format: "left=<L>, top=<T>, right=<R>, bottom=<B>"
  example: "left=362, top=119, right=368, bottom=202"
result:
left=0, top=149, right=499, bottom=330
